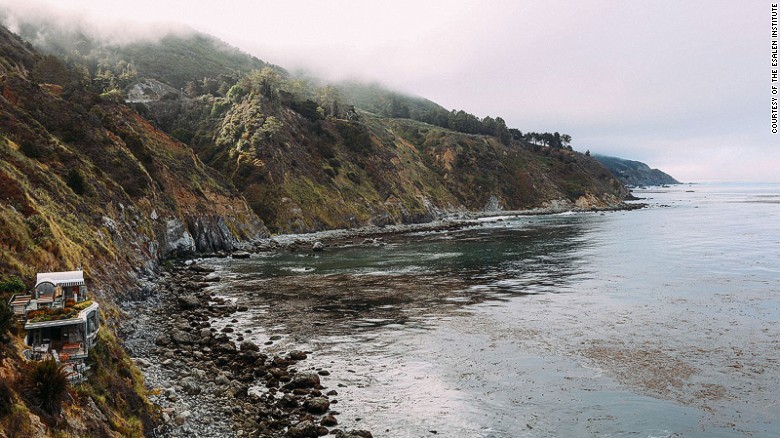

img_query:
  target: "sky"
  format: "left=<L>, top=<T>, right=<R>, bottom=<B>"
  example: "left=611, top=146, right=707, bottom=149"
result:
left=0, top=0, right=777, bottom=182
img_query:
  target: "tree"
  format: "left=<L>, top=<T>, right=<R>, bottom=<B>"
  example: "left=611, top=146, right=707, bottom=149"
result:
left=317, top=85, right=342, bottom=117
left=259, top=116, right=284, bottom=140
left=389, top=96, right=410, bottom=118
left=31, top=55, right=71, bottom=86
left=227, top=84, right=246, bottom=103
left=493, top=117, right=510, bottom=144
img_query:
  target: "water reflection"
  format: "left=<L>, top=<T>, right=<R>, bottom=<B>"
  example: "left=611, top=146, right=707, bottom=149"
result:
left=211, top=214, right=598, bottom=338
left=199, top=185, right=780, bottom=437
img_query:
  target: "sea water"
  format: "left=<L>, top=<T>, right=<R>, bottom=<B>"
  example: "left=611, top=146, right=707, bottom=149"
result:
left=206, top=183, right=780, bottom=437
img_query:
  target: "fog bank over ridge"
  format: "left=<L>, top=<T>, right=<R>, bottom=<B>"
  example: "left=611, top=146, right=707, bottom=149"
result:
left=0, top=0, right=775, bottom=182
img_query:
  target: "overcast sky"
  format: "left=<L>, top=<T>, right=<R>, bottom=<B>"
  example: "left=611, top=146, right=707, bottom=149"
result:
left=1, top=0, right=777, bottom=182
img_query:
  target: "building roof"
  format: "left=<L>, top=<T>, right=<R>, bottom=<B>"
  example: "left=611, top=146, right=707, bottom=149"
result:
left=35, top=270, right=85, bottom=288
left=24, top=302, right=99, bottom=330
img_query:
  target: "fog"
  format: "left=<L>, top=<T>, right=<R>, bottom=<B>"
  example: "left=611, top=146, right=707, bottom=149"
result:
left=0, top=0, right=776, bottom=182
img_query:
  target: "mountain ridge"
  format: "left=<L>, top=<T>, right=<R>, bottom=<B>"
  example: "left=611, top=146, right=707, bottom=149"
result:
left=593, top=154, right=679, bottom=186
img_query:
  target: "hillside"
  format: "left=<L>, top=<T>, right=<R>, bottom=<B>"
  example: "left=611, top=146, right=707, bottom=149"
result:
left=593, top=154, right=680, bottom=186
left=0, top=19, right=630, bottom=436
left=0, top=24, right=265, bottom=436
left=140, top=77, right=628, bottom=233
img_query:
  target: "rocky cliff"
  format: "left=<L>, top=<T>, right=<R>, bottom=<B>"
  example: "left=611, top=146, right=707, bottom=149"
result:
left=0, top=24, right=265, bottom=436
left=3, top=21, right=630, bottom=233
left=140, top=73, right=629, bottom=233
left=593, top=154, right=679, bottom=186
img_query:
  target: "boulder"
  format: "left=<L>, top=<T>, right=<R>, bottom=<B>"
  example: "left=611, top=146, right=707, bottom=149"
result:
left=285, top=372, right=320, bottom=390
left=320, top=415, right=338, bottom=427
left=232, top=251, right=251, bottom=259
left=154, top=334, right=171, bottom=346
left=199, top=328, right=212, bottom=342
left=276, top=394, right=299, bottom=409
left=312, top=241, right=325, bottom=252
left=170, top=329, right=193, bottom=345
left=239, top=340, right=259, bottom=351
left=288, top=350, right=308, bottom=360
left=287, top=420, right=319, bottom=438
left=177, top=295, right=200, bottom=310
left=304, top=397, right=330, bottom=414
left=214, top=373, right=230, bottom=386
left=174, top=410, right=191, bottom=426
left=180, top=377, right=201, bottom=395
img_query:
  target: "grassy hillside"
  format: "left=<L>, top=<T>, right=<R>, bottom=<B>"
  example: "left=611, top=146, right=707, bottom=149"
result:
left=142, top=76, right=626, bottom=232
left=0, top=24, right=265, bottom=436
left=1, top=20, right=628, bottom=234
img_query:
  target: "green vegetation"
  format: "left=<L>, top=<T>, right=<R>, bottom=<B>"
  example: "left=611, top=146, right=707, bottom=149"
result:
left=83, top=328, right=154, bottom=435
left=0, top=22, right=263, bottom=436
left=26, top=300, right=93, bottom=323
left=65, top=169, right=87, bottom=196
left=25, top=359, right=69, bottom=416
left=0, top=276, right=25, bottom=294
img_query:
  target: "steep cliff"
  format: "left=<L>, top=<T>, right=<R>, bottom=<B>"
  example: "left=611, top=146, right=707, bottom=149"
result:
left=139, top=70, right=629, bottom=233
left=0, top=24, right=265, bottom=436
left=4, top=21, right=629, bottom=233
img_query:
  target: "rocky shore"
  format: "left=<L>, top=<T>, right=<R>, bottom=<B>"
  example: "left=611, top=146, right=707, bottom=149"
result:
left=120, top=264, right=374, bottom=438
left=120, top=203, right=645, bottom=437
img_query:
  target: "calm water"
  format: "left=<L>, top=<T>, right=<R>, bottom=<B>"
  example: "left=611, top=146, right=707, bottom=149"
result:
left=206, top=183, right=780, bottom=437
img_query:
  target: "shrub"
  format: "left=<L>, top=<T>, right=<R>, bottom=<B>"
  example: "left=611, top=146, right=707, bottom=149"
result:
left=0, top=276, right=25, bottom=294
left=0, top=299, right=13, bottom=342
left=65, top=169, right=87, bottom=196
left=26, top=359, right=69, bottom=415
left=71, top=300, right=93, bottom=311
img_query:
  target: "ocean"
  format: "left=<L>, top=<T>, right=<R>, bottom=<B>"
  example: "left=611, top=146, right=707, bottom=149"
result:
left=205, top=183, right=780, bottom=437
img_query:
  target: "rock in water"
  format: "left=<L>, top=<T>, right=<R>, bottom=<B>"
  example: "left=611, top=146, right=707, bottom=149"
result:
left=189, top=265, right=215, bottom=273
left=287, top=420, right=319, bottom=438
left=321, top=415, right=338, bottom=427
left=285, top=372, right=320, bottom=390
left=240, top=340, right=259, bottom=352
left=312, top=241, right=325, bottom=251
left=288, top=350, right=308, bottom=360
left=232, top=251, right=251, bottom=259
left=304, top=397, right=330, bottom=414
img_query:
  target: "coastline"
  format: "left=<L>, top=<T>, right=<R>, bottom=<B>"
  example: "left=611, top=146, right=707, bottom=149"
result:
left=122, top=264, right=375, bottom=438
left=122, top=198, right=643, bottom=437
left=240, top=199, right=645, bottom=252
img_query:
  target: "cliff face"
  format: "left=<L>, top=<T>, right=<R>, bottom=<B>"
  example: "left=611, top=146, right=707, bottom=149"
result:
left=593, top=154, right=680, bottom=186
left=2, top=21, right=629, bottom=233
left=143, top=88, right=628, bottom=233
left=0, top=25, right=265, bottom=274
left=0, top=25, right=265, bottom=436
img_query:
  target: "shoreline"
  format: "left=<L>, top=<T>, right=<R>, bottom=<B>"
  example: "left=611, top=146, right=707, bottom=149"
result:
left=122, top=264, right=375, bottom=438
left=241, top=201, right=645, bottom=253
left=122, top=200, right=644, bottom=437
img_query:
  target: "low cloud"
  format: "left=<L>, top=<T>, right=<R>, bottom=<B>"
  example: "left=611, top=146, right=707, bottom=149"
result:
left=0, top=0, right=773, bottom=181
